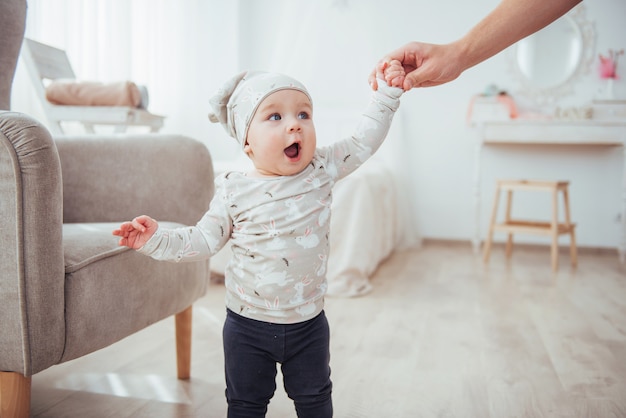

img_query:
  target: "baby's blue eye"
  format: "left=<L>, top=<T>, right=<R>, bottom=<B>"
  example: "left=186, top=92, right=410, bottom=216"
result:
left=269, top=113, right=281, bottom=121
left=298, top=112, right=309, bottom=120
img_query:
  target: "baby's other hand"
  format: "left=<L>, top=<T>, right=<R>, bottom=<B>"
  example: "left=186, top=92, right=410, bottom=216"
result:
left=112, top=215, right=158, bottom=249
left=384, top=59, right=406, bottom=89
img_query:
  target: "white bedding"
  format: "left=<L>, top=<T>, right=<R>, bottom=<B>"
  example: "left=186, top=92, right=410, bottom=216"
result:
left=324, top=158, right=398, bottom=296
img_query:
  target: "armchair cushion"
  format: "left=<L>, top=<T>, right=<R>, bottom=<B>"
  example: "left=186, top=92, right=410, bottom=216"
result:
left=61, top=222, right=208, bottom=362
left=55, top=134, right=213, bottom=225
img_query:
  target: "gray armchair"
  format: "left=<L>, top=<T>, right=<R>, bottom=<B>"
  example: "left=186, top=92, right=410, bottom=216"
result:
left=0, top=2, right=214, bottom=417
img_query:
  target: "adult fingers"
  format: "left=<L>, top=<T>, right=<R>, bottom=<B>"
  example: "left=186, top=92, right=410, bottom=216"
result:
left=369, top=59, right=390, bottom=90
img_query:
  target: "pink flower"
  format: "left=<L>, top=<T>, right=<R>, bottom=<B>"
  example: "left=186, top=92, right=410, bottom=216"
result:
left=598, top=49, right=624, bottom=80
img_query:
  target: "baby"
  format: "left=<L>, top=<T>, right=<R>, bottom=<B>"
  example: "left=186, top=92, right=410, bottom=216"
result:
left=113, top=65, right=404, bottom=417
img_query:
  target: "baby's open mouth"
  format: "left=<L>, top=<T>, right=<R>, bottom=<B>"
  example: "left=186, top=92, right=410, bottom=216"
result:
left=284, top=143, right=300, bottom=158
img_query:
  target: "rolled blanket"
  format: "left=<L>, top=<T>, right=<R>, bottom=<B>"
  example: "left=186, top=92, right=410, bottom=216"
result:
left=45, top=79, right=142, bottom=107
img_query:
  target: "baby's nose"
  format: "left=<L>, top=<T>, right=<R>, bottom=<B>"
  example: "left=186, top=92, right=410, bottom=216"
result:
left=288, top=119, right=302, bottom=132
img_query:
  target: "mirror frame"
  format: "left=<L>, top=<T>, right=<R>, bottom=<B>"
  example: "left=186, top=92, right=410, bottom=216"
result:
left=507, top=4, right=595, bottom=104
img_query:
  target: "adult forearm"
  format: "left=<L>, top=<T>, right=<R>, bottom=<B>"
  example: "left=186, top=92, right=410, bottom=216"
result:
left=455, top=0, right=582, bottom=72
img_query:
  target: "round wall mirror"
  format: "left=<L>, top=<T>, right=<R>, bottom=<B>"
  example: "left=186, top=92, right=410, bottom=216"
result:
left=508, top=4, right=595, bottom=104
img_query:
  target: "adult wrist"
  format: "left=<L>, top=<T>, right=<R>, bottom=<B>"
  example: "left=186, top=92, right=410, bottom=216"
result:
left=450, top=38, right=476, bottom=74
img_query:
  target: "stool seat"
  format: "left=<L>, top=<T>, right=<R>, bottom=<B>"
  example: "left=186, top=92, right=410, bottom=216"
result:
left=483, top=179, right=577, bottom=272
left=492, top=220, right=575, bottom=236
left=498, top=179, right=569, bottom=191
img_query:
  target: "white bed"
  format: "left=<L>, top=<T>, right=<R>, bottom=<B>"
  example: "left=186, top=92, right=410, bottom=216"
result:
left=320, top=158, right=401, bottom=296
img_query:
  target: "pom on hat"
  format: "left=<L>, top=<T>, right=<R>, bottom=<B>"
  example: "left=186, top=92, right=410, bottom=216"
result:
left=208, top=70, right=311, bottom=149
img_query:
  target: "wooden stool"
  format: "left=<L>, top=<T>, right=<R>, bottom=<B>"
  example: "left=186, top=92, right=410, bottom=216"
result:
left=482, top=180, right=577, bottom=272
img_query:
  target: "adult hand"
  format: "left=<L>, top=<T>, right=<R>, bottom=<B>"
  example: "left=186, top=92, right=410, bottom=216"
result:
left=369, top=0, right=581, bottom=92
left=369, top=41, right=466, bottom=91
left=112, top=215, right=158, bottom=249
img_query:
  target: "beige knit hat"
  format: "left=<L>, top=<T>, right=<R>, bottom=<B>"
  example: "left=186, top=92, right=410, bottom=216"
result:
left=208, top=70, right=312, bottom=149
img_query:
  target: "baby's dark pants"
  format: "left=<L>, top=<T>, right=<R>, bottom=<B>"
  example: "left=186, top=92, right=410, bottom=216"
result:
left=223, top=309, right=333, bottom=418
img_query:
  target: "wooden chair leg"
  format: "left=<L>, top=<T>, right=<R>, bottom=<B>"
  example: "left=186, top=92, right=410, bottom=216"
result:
left=483, top=185, right=501, bottom=263
left=551, top=188, right=559, bottom=272
left=175, top=305, right=193, bottom=380
left=570, top=226, right=578, bottom=267
left=0, top=371, right=31, bottom=418
left=562, top=187, right=578, bottom=268
left=505, top=234, right=513, bottom=258
left=504, top=190, right=513, bottom=258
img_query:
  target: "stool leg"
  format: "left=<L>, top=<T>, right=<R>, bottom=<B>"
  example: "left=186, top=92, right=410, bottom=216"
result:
left=483, top=184, right=501, bottom=263
left=505, top=190, right=514, bottom=258
left=562, top=187, right=578, bottom=268
left=551, top=188, right=559, bottom=272
left=569, top=226, right=578, bottom=267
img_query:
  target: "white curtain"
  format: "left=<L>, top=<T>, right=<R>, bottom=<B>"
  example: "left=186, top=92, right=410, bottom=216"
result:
left=14, top=0, right=241, bottom=158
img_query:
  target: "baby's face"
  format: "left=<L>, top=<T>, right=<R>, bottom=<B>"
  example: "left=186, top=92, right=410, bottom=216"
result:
left=244, top=89, right=316, bottom=177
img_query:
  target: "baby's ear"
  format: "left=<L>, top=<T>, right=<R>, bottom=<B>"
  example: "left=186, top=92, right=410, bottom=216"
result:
left=243, top=142, right=252, bottom=155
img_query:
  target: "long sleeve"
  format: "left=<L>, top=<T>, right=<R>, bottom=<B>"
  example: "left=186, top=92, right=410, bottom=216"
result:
left=138, top=175, right=232, bottom=262
left=319, top=81, right=402, bottom=182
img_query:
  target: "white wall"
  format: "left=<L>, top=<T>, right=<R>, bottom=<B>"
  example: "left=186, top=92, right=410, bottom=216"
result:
left=232, top=0, right=625, bottom=250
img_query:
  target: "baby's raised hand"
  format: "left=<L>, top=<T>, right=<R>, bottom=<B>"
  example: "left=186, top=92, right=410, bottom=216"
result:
left=112, top=215, right=158, bottom=249
left=383, top=59, right=406, bottom=89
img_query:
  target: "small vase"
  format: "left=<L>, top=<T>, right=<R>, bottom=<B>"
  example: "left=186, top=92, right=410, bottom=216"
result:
left=606, top=78, right=615, bottom=100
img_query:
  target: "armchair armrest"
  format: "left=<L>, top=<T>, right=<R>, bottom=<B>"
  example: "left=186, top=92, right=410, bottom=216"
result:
left=0, top=111, right=65, bottom=376
left=55, top=134, right=214, bottom=225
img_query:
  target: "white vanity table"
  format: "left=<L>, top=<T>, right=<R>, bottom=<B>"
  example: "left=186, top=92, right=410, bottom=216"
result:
left=471, top=118, right=626, bottom=262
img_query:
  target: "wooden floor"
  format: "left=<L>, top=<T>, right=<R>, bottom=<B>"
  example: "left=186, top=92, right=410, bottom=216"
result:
left=31, top=242, right=626, bottom=417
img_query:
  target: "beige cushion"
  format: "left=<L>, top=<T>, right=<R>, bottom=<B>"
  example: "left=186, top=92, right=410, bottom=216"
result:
left=61, top=222, right=209, bottom=362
